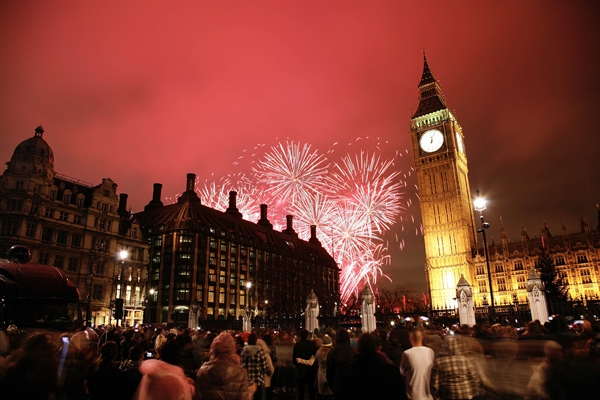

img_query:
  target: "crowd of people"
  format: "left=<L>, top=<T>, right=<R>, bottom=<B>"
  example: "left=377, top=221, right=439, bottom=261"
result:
left=0, top=317, right=599, bottom=400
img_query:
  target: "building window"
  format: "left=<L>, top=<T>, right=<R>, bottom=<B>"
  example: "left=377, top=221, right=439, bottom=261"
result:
left=103, top=189, right=110, bottom=197
left=220, top=270, right=226, bottom=284
left=72, top=233, right=82, bottom=247
left=33, top=183, right=42, bottom=194
left=476, top=266, right=485, bottom=275
left=478, top=280, right=487, bottom=293
left=57, top=230, right=68, bottom=245
left=208, top=286, right=215, bottom=303
left=495, top=264, right=504, bottom=273
left=93, top=260, right=106, bottom=276
left=76, top=197, right=84, bottom=207
left=59, top=212, right=69, bottom=221
left=514, top=262, right=523, bottom=271
left=63, top=193, right=71, bottom=204
left=30, top=202, right=39, bottom=215
left=39, top=252, right=50, bottom=265
left=99, top=219, right=107, bottom=230
left=577, top=254, right=588, bottom=264
left=50, top=188, right=57, bottom=200
left=517, top=275, right=526, bottom=290
left=219, top=287, right=225, bottom=303
left=44, top=208, right=55, bottom=218
left=15, top=181, right=24, bottom=190
left=25, top=223, right=36, bottom=238
left=41, top=227, right=54, bottom=242
left=93, top=284, right=104, bottom=300
left=132, top=227, right=138, bottom=239
left=497, top=278, right=506, bottom=292
left=7, top=199, right=23, bottom=211
left=554, top=257, right=566, bottom=266
left=175, top=283, right=191, bottom=301
left=68, top=257, right=78, bottom=272
left=54, top=255, right=64, bottom=269
left=1, top=221, right=18, bottom=236
left=73, top=215, right=82, bottom=225
left=581, top=269, right=592, bottom=284
left=101, top=203, right=108, bottom=213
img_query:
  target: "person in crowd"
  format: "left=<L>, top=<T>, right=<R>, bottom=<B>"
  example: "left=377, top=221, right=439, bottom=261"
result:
left=430, top=334, right=487, bottom=400
left=257, top=338, right=275, bottom=400
left=120, top=329, right=136, bottom=362
left=56, top=332, right=88, bottom=400
left=292, top=329, right=317, bottom=400
left=333, top=332, right=407, bottom=400
left=242, top=332, right=271, bottom=400
left=120, top=345, right=144, bottom=400
left=0, top=332, right=58, bottom=399
left=527, top=340, right=568, bottom=399
left=85, top=341, right=124, bottom=400
left=400, top=328, right=435, bottom=400
left=135, top=339, right=195, bottom=400
left=315, top=334, right=334, bottom=400
left=196, top=332, right=256, bottom=400
left=153, top=327, right=166, bottom=356
left=384, top=336, right=404, bottom=368
left=325, top=328, right=354, bottom=391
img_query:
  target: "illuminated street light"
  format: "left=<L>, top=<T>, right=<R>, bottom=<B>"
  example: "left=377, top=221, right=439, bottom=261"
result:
left=116, top=250, right=128, bottom=326
left=245, top=281, right=252, bottom=309
left=474, top=190, right=494, bottom=322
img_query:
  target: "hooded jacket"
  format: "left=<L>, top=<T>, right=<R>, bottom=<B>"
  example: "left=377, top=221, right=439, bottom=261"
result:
left=196, top=358, right=251, bottom=400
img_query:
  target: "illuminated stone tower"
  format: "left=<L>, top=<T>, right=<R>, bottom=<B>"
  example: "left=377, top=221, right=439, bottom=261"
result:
left=410, top=55, right=478, bottom=310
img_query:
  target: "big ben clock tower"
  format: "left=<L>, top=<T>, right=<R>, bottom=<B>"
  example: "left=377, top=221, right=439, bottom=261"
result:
left=410, top=54, right=478, bottom=310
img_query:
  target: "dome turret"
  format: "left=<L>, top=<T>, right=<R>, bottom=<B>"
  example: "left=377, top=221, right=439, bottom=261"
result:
left=6, top=126, right=55, bottom=177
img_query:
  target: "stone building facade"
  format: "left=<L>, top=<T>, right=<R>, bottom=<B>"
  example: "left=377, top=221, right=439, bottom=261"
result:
left=470, top=218, right=600, bottom=308
left=0, top=127, right=147, bottom=326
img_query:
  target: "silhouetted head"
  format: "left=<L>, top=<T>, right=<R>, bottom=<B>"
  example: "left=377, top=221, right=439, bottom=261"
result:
left=357, top=333, right=377, bottom=355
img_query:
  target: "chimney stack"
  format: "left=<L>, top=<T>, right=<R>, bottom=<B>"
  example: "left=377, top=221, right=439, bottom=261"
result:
left=283, top=215, right=298, bottom=237
left=117, top=193, right=129, bottom=217
left=177, top=173, right=200, bottom=204
left=144, top=183, right=164, bottom=211
left=258, top=204, right=273, bottom=229
left=226, top=191, right=242, bottom=218
left=309, top=225, right=321, bottom=245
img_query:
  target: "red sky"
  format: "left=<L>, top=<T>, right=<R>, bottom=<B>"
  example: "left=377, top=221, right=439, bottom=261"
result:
left=1, top=1, right=599, bottom=292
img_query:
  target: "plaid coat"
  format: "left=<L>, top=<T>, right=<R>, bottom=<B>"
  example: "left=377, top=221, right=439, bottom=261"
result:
left=241, top=344, right=270, bottom=387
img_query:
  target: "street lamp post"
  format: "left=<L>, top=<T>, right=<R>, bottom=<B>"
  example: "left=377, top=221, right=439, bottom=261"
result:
left=146, top=288, right=155, bottom=324
left=245, top=281, right=252, bottom=310
left=474, top=191, right=494, bottom=322
left=117, top=250, right=128, bottom=326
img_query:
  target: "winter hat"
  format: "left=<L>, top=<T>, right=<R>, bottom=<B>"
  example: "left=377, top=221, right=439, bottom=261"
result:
left=322, top=335, right=333, bottom=347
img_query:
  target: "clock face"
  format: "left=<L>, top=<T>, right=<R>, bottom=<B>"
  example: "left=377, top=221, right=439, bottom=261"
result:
left=456, top=132, right=464, bottom=153
left=419, top=129, right=444, bottom=153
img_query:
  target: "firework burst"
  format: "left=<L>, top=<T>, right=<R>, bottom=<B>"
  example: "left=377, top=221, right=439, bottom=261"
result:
left=252, top=141, right=332, bottom=206
left=194, top=140, right=408, bottom=304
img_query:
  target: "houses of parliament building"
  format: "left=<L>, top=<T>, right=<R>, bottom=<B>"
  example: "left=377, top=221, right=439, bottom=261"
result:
left=409, top=55, right=600, bottom=311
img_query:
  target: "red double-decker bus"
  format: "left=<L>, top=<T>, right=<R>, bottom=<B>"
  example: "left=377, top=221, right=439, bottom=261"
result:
left=0, top=246, right=82, bottom=332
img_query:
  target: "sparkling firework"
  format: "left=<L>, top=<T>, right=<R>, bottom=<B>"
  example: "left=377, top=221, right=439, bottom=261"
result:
left=198, top=140, right=408, bottom=303
left=252, top=142, right=332, bottom=206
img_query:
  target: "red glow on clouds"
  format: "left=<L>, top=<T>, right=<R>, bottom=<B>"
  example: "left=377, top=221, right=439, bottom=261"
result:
left=1, top=2, right=599, bottom=291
